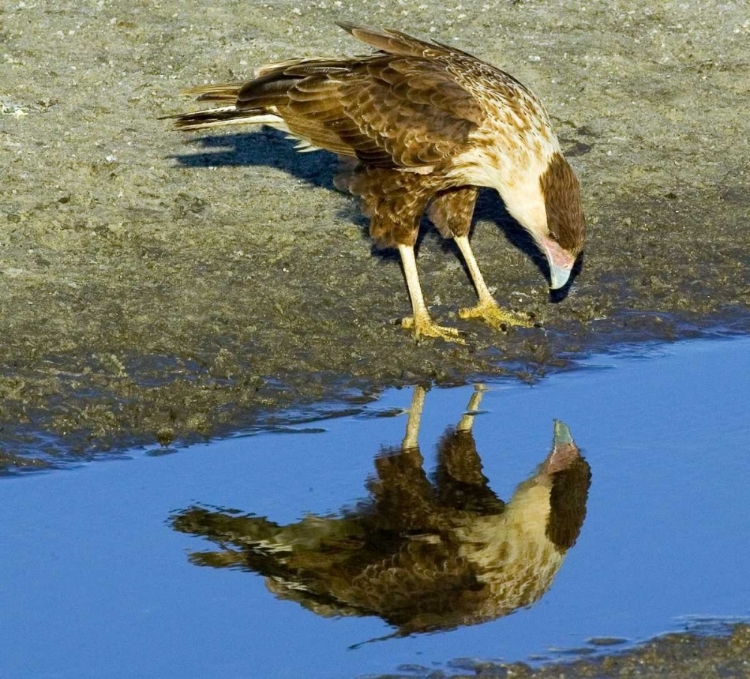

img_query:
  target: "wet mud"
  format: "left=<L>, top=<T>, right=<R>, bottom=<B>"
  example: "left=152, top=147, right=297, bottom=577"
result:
left=408, top=624, right=750, bottom=679
left=2, top=0, right=749, bottom=463
left=378, top=624, right=750, bottom=679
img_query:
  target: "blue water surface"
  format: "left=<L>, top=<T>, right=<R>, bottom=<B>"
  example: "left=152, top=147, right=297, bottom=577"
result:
left=2, top=336, right=749, bottom=679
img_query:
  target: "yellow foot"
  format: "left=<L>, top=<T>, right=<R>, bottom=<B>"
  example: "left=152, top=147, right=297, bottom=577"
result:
left=402, top=315, right=465, bottom=344
left=459, top=300, right=535, bottom=330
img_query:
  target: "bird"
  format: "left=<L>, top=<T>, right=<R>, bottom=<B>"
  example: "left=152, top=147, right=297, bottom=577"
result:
left=171, top=386, right=591, bottom=637
left=168, top=23, right=585, bottom=342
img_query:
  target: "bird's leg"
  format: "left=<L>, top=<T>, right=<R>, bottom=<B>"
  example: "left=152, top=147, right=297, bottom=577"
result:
left=397, top=244, right=464, bottom=343
left=401, top=385, right=427, bottom=450
left=457, top=384, right=487, bottom=433
left=453, top=235, right=534, bottom=329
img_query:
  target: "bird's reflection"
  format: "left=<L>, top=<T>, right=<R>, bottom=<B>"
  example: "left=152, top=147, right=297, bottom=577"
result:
left=171, top=386, right=591, bottom=636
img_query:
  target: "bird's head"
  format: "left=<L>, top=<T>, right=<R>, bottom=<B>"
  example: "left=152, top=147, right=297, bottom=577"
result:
left=537, top=152, right=585, bottom=290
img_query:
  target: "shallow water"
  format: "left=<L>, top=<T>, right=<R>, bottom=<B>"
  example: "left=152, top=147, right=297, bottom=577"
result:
left=2, top=337, right=750, bottom=679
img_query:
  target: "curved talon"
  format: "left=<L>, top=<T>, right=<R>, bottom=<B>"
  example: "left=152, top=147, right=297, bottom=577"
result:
left=402, top=316, right=465, bottom=344
left=459, top=300, right=534, bottom=330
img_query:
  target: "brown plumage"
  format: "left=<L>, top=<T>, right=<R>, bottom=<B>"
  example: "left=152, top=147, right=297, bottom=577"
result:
left=171, top=387, right=591, bottom=637
left=169, top=23, right=585, bottom=342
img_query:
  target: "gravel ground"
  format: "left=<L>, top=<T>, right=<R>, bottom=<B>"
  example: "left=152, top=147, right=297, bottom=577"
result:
left=1, top=0, right=749, bottom=461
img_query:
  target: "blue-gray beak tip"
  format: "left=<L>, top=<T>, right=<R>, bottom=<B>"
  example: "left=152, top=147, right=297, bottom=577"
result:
left=549, top=262, right=572, bottom=290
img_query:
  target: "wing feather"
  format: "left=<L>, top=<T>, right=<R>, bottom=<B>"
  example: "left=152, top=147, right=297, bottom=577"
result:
left=336, top=22, right=449, bottom=58
left=337, top=55, right=484, bottom=167
left=181, top=25, right=488, bottom=169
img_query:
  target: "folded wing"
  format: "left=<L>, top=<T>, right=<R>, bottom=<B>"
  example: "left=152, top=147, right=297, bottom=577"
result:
left=228, top=24, right=487, bottom=168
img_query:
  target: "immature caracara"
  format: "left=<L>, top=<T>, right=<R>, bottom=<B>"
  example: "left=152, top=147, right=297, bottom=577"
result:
left=170, top=23, right=585, bottom=342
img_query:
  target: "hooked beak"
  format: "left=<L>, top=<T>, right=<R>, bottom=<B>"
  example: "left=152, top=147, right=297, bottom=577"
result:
left=541, top=238, right=576, bottom=290
left=548, top=260, right=573, bottom=290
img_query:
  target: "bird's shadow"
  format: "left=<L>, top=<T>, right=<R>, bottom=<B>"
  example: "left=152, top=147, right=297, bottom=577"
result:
left=172, top=128, right=580, bottom=298
left=172, top=128, right=339, bottom=191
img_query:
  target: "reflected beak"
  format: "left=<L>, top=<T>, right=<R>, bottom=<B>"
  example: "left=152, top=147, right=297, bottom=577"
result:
left=546, top=419, right=579, bottom=473
left=548, top=260, right=573, bottom=290
left=553, top=420, right=573, bottom=447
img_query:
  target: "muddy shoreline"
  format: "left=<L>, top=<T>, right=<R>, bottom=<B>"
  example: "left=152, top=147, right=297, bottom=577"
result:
left=390, top=624, right=750, bottom=678
left=2, top=0, right=749, bottom=467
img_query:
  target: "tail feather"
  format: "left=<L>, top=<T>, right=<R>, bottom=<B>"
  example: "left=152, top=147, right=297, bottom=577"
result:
left=237, top=72, right=301, bottom=110
left=182, top=83, right=243, bottom=102
left=165, top=80, right=286, bottom=131
left=168, top=108, right=285, bottom=132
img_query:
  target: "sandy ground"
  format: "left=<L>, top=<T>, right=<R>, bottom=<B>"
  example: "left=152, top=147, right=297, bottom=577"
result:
left=2, top=0, right=749, bottom=462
